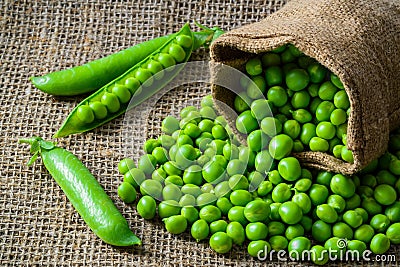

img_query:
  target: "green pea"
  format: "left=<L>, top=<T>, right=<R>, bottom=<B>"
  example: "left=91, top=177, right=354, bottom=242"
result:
left=262, top=52, right=281, bottom=66
left=285, top=68, right=309, bottom=91
left=355, top=207, right=369, bottom=223
left=281, top=48, right=296, bottom=64
left=182, top=165, right=202, bottom=186
left=209, top=220, right=228, bottom=235
left=247, top=130, right=269, bottom=152
left=299, top=123, right=316, bottom=146
left=292, top=193, right=311, bottom=214
left=163, top=161, right=182, bottom=177
left=256, top=180, right=273, bottom=196
left=316, top=204, right=338, bottom=223
left=236, top=110, right=258, bottom=134
left=341, top=146, right=354, bottom=163
left=268, top=134, right=293, bottom=160
left=269, top=236, right=288, bottom=251
left=162, top=183, right=182, bottom=202
left=279, top=201, right=302, bottom=225
left=268, top=169, right=283, bottom=185
left=334, top=90, right=350, bottom=110
left=167, top=43, right=186, bottom=62
left=181, top=184, right=202, bottom=198
left=261, top=117, right=282, bottom=137
left=227, top=175, right=248, bottom=191
left=332, top=222, right=353, bottom=239
left=138, top=154, right=157, bottom=175
left=197, top=119, right=214, bottom=133
left=324, top=237, right=346, bottom=258
left=312, top=220, right=332, bottom=243
left=75, top=104, right=95, bottom=124
left=370, top=234, right=390, bottom=254
left=140, top=179, right=163, bottom=200
left=318, top=81, right=338, bottom=101
left=201, top=183, right=214, bottom=193
left=136, top=195, right=157, bottom=220
left=285, top=224, right=304, bottom=242
left=234, top=93, right=250, bottom=113
left=330, top=109, right=347, bottom=126
left=374, top=184, right=397, bottom=206
left=244, top=200, right=271, bottom=222
left=246, top=222, right=268, bottom=241
left=291, top=109, right=312, bottom=124
left=315, top=101, right=335, bottom=122
left=386, top=223, right=400, bottom=244
left=250, top=99, right=272, bottom=120
left=118, top=158, right=136, bottom=175
left=377, top=170, right=397, bottom=186
left=143, top=138, right=161, bottom=154
left=164, top=214, right=187, bottom=235
left=191, top=219, right=209, bottom=241
left=226, top=159, right=246, bottom=176
left=202, top=161, right=225, bottom=184
left=151, top=147, right=168, bottom=165
left=200, top=106, right=217, bottom=120
left=245, top=57, right=263, bottom=76
left=329, top=138, right=342, bottom=153
left=294, top=178, right=312, bottom=192
left=330, top=73, right=344, bottom=89
left=179, top=194, right=196, bottom=207
left=330, top=174, right=355, bottom=198
left=255, top=150, right=274, bottom=173
left=310, top=245, right=329, bottom=265
left=268, top=221, right=285, bottom=236
left=175, top=34, right=192, bottom=48
left=158, top=135, right=175, bottom=150
left=316, top=121, right=336, bottom=140
left=199, top=205, right=221, bottom=223
left=158, top=200, right=181, bottom=219
left=248, top=240, right=271, bottom=258
left=347, top=240, right=367, bottom=256
left=385, top=201, right=400, bottom=222
left=267, top=85, right=288, bottom=107
left=354, top=224, right=375, bottom=243
left=265, top=65, right=283, bottom=86
left=223, top=143, right=239, bottom=161
left=248, top=171, right=266, bottom=192
left=228, top=206, right=248, bottom=226
left=124, top=168, right=146, bottom=189
left=145, top=60, right=163, bottom=79
left=278, top=157, right=301, bottom=182
left=117, top=182, right=137, bottom=203
left=124, top=77, right=141, bottom=93
left=230, top=190, right=253, bottom=206
left=134, top=68, right=153, bottom=85
left=346, top=194, right=362, bottom=210
left=272, top=183, right=292, bottom=203
left=327, top=194, right=346, bottom=214
left=111, top=84, right=131, bottom=104
left=370, top=214, right=390, bottom=233
left=209, top=232, right=232, bottom=254
left=196, top=192, right=217, bottom=208
left=307, top=63, right=327, bottom=83
left=89, top=101, right=107, bottom=120
left=282, top=120, right=300, bottom=139
left=309, top=184, right=329, bottom=205
left=216, top=197, right=233, bottom=215
left=247, top=75, right=266, bottom=99
left=291, top=90, right=310, bottom=109
left=288, top=237, right=311, bottom=259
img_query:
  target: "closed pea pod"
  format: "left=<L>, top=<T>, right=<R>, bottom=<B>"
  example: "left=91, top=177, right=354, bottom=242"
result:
left=19, top=137, right=141, bottom=246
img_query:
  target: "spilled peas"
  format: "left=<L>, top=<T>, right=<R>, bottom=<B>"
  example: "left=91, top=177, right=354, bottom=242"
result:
left=115, top=45, right=400, bottom=262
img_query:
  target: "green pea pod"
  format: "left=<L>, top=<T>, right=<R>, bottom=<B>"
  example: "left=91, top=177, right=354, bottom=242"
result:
left=31, top=25, right=223, bottom=96
left=19, top=136, right=141, bottom=247
left=54, top=23, right=195, bottom=138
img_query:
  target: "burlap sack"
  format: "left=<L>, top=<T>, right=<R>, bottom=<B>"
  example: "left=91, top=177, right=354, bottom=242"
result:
left=210, top=0, right=400, bottom=175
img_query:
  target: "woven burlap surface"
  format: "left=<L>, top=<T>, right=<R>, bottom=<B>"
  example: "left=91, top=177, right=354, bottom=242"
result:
left=0, top=1, right=398, bottom=266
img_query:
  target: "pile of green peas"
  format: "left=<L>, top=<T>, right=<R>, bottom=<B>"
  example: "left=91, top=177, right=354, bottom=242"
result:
left=235, top=44, right=353, bottom=162
left=114, top=49, right=400, bottom=262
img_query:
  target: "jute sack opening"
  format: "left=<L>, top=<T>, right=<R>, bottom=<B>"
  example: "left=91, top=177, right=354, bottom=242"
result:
left=210, top=0, right=400, bottom=175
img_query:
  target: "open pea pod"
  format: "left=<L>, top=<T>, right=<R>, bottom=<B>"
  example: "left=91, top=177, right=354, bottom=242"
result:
left=54, top=24, right=195, bottom=138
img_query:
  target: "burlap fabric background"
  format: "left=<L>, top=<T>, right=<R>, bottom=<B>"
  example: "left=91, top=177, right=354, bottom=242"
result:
left=210, top=0, right=400, bottom=175
left=1, top=0, right=399, bottom=266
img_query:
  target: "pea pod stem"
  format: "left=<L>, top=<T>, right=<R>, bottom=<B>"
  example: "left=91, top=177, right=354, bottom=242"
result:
left=19, top=136, right=141, bottom=247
